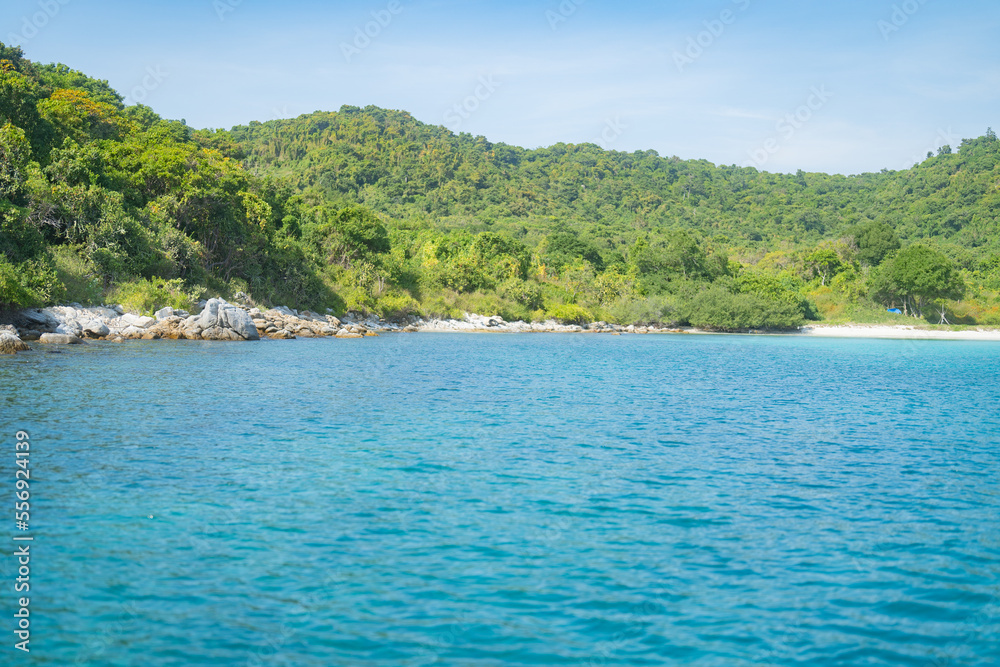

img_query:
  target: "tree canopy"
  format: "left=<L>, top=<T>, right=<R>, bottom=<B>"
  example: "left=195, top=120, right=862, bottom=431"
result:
left=1, top=42, right=998, bottom=328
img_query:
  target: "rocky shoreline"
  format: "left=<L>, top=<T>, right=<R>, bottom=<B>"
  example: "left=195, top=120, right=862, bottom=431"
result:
left=5, top=301, right=999, bottom=354
left=0, top=298, right=694, bottom=354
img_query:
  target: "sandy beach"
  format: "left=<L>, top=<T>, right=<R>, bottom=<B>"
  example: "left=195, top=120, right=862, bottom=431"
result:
left=799, top=324, right=1000, bottom=341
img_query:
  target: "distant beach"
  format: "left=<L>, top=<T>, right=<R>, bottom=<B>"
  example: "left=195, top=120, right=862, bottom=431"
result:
left=799, top=324, right=1000, bottom=341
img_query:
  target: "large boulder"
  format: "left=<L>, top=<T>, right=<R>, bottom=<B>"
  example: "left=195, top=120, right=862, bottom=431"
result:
left=0, top=333, right=30, bottom=354
left=39, top=333, right=84, bottom=345
left=83, top=320, right=110, bottom=338
left=19, top=309, right=57, bottom=330
left=194, top=298, right=259, bottom=341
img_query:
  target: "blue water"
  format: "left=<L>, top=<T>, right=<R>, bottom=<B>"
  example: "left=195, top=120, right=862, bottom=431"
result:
left=2, top=334, right=999, bottom=666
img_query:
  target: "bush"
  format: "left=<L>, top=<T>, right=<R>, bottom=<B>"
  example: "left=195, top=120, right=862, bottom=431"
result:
left=684, top=286, right=805, bottom=331
left=0, top=204, right=46, bottom=264
left=423, top=293, right=463, bottom=320
left=107, top=278, right=202, bottom=315
left=374, top=292, right=420, bottom=319
left=547, top=303, right=594, bottom=325
left=87, top=213, right=157, bottom=284
left=148, top=222, right=207, bottom=282
left=52, top=245, right=103, bottom=305
left=606, top=295, right=679, bottom=325
left=0, top=256, right=36, bottom=308
left=498, top=278, right=543, bottom=310
left=0, top=254, right=63, bottom=308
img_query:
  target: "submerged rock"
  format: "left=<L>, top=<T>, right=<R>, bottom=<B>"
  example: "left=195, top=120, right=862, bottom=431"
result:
left=335, top=328, right=364, bottom=338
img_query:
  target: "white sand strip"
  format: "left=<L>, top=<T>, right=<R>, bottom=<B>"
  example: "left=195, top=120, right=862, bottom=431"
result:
left=799, top=325, right=1000, bottom=341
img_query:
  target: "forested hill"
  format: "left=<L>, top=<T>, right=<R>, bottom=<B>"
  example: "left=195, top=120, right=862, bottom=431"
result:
left=2, top=43, right=999, bottom=328
left=229, top=105, right=1000, bottom=254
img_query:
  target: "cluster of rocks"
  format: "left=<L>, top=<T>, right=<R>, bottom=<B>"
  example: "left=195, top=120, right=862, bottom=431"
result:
left=6, top=299, right=260, bottom=344
left=0, top=298, right=690, bottom=355
left=414, top=313, right=684, bottom=335
left=0, top=298, right=399, bottom=353
left=245, top=306, right=385, bottom=339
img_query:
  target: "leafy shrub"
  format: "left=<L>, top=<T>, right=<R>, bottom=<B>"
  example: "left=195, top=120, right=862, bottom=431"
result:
left=374, top=292, right=420, bottom=319
left=684, top=286, right=805, bottom=331
left=0, top=255, right=63, bottom=308
left=0, top=203, right=46, bottom=264
left=148, top=222, right=207, bottom=282
left=87, top=214, right=157, bottom=283
left=107, top=278, right=202, bottom=315
left=547, top=303, right=594, bottom=325
left=52, top=245, right=103, bottom=305
left=498, top=278, right=543, bottom=310
left=606, top=295, right=678, bottom=325
left=422, top=293, right=463, bottom=320
left=0, top=256, right=36, bottom=308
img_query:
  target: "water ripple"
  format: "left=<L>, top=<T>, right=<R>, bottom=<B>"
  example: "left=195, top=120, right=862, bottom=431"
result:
left=2, top=335, right=999, bottom=665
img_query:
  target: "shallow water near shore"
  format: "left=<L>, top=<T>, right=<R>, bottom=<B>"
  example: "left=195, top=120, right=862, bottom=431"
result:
left=3, top=334, right=1000, bottom=666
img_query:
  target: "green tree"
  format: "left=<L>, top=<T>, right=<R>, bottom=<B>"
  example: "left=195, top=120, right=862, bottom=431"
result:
left=874, top=244, right=965, bottom=319
left=804, top=247, right=842, bottom=286
left=853, top=220, right=900, bottom=267
left=0, top=122, right=31, bottom=203
left=541, top=232, right=604, bottom=272
left=305, top=205, right=390, bottom=269
left=662, top=230, right=711, bottom=280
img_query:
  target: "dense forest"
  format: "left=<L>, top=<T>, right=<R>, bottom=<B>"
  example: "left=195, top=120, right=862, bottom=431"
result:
left=2, top=43, right=998, bottom=329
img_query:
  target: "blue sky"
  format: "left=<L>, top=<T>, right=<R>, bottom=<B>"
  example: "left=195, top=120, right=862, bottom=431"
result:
left=3, top=0, right=998, bottom=174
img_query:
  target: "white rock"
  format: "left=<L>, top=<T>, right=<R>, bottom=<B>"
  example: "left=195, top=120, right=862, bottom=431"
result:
left=121, top=314, right=156, bottom=329
left=83, top=320, right=110, bottom=337
left=40, top=333, right=83, bottom=345
left=55, top=323, right=83, bottom=336
left=196, top=298, right=259, bottom=341
left=154, top=307, right=175, bottom=320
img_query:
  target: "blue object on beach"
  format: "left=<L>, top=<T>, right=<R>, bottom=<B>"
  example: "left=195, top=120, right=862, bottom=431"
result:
left=887, top=308, right=903, bottom=314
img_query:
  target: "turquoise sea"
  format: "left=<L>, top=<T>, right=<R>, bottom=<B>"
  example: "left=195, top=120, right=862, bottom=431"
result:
left=3, top=334, right=999, bottom=666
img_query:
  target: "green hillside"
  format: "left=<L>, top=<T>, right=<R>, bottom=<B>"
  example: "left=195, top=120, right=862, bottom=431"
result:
left=2, top=43, right=999, bottom=328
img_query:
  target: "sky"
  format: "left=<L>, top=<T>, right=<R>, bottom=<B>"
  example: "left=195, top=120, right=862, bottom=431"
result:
left=3, top=0, right=998, bottom=175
